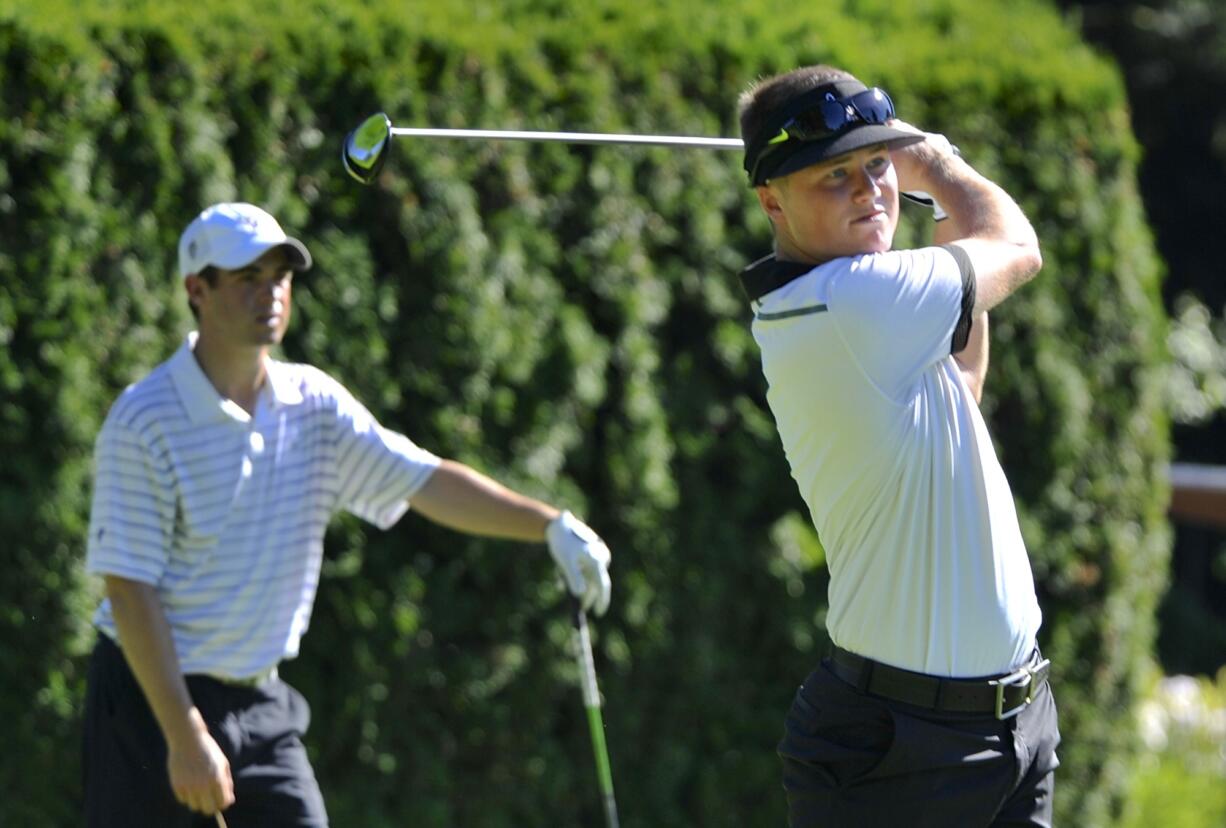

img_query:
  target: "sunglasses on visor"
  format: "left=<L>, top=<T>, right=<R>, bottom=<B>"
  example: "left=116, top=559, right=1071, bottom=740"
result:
left=747, top=87, right=897, bottom=184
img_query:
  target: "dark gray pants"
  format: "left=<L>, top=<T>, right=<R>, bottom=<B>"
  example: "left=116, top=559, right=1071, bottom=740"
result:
left=83, top=634, right=328, bottom=828
left=778, top=661, right=1060, bottom=827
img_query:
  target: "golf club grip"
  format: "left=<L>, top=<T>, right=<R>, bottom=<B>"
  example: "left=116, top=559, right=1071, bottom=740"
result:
left=390, top=126, right=744, bottom=150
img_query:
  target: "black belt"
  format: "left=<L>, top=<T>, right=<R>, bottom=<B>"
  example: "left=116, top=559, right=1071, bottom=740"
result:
left=829, top=646, right=1051, bottom=720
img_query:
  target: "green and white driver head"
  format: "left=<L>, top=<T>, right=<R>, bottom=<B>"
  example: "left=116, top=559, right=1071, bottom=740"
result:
left=341, top=112, right=393, bottom=184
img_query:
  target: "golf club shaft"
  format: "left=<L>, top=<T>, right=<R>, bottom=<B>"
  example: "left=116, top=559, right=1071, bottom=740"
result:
left=390, top=126, right=743, bottom=150
left=572, top=599, right=620, bottom=828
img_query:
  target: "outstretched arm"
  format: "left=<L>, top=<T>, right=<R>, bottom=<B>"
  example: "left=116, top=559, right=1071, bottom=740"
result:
left=410, top=460, right=612, bottom=614
left=410, top=460, right=558, bottom=540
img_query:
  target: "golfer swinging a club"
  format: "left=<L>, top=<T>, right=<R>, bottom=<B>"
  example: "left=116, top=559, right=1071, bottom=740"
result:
left=81, top=202, right=613, bottom=827
left=738, top=65, right=1059, bottom=826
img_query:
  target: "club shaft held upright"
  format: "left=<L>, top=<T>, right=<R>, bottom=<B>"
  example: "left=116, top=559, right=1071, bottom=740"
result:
left=573, top=601, right=620, bottom=828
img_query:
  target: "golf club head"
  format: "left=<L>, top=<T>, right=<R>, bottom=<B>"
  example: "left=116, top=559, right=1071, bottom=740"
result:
left=342, top=112, right=393, bottom=184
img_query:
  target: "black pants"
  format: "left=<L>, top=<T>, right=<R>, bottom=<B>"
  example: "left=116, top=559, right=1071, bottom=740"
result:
left=778, top=661, right=1060, bottom=828
left=83, top=634, right=328, bottom=828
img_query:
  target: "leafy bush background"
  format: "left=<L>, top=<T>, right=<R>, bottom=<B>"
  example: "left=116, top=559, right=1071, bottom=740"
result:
left=0, top=0, right=1170, bottom=825
left=1122, top=669, right=1226, bottom=828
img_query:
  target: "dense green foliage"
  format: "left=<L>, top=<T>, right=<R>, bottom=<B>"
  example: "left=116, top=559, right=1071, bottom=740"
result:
left=0, top=0, right=1170, bottom=825
left=1121, top=669, right=1226, bottom=828
left=1055, top=0, right=1226, bottom=687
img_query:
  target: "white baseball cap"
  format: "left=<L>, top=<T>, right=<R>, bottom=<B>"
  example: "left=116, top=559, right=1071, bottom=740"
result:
left=178, top=202, right=312, bottom=279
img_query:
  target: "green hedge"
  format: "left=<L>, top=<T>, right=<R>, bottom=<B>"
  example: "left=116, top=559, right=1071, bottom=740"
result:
left=0, top=0, right=1169, bottom=825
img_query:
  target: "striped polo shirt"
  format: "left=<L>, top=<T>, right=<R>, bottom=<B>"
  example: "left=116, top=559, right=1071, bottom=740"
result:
left=742, top=247, right=1041, bottom=678
left=86, top=333, right=440, bottom=680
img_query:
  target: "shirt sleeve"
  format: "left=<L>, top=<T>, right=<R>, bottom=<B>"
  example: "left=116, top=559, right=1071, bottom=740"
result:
left=944, top=243, right=978, bottom=354
left=331, top=384, right=441, bottom=530
left=826, top=246, right=974, bottom=400
left=85, top=410, right=176, bottom=585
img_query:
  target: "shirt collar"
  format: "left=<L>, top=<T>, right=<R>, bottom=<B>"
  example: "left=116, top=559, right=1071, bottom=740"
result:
left=739, top=254, right=820, bottom=303
left=169, top=332, right=302, bottom=426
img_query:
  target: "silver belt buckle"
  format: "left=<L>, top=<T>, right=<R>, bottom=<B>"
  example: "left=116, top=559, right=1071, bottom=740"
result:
left=990, top=657, right=1051, bottom=720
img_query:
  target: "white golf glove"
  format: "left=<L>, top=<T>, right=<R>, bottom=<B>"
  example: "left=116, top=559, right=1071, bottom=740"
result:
left=546, top=511, right=612, bottom=616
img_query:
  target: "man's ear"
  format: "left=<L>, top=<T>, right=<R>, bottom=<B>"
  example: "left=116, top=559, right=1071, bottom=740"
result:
left=184, top=274, right=206, bottom=314
left=755, top=184, right=786, bottom=226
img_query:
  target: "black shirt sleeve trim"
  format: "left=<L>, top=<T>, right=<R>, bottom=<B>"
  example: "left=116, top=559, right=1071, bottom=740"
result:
left=941, top=243, right=976, bottom=354
left=738, top=255, right=819, bottom=303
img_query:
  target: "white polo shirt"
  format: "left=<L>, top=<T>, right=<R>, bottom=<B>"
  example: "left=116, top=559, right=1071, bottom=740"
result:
left=86, top=333, right=441, bottom=680
left=742, top=246, right=1041, bottom=678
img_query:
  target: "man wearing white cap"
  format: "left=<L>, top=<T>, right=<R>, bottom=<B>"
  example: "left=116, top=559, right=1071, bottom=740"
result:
left=81, top=202, right=613, bottom=827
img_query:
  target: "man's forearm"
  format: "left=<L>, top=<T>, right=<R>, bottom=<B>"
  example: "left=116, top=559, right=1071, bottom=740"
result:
left=895, top=132, right=1042, bottom=313
left=410, top=460, right=560, bottom=541
left=105, top=576, right=208, bottom=749
left=919, top=151, right=1037, bottom=250
left=932, top=206, right=968, bottom=247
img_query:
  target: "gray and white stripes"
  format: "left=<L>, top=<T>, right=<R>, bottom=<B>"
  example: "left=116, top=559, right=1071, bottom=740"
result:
left=87, top=335, right=440, bottom=680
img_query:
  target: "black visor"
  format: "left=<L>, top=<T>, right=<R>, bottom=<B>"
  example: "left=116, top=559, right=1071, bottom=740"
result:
left=744, top=80, right=924, bottom=185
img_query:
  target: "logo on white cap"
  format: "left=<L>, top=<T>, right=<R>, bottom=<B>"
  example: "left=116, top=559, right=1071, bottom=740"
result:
left=177, top=202, right=312, bottom=279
